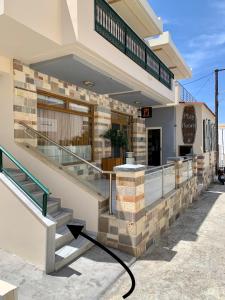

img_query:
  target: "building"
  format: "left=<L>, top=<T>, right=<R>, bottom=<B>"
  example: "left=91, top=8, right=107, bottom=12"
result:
left=219, top=124, right=225, bottom=168
left=0, top=0, right=214, bottom=272
left=146, top=85, right=216, bottom=159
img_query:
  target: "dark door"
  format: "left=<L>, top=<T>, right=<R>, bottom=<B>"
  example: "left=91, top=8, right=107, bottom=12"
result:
left=148, top=129, right=161, bottom=166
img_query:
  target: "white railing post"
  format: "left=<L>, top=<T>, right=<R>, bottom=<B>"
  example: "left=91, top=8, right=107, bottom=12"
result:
left=162, top=166, right=164, bottom=197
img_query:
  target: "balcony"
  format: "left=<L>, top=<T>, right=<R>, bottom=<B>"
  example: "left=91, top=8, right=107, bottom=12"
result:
left=176, top=82, right=196, bottom=103
left=107, top=0, right=163, bottom=38
left=95, top=0, right=174, bottom=90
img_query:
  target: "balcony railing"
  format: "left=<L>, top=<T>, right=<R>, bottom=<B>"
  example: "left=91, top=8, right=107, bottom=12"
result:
left=178, top=82, right=196, bottom=102
left=95, top=0, right=174, bottom=89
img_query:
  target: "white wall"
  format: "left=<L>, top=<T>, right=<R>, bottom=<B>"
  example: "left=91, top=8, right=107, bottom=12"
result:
left=176, top=103, right=215, bottom=156
left=73, top=0, right=175, bottom=105
left=0, top=174, right=55, bottom=272
left=0, top=58, right=99, bottom=232
left=3, top=0, right=62, bottom=44
left=219, top=126, right=225, bottom=167
left=176, top=103, right=202, bottom=155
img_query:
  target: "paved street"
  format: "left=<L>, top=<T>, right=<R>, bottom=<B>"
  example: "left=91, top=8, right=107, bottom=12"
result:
left=102, top=183, right=225, bottom=300
left=0, top=244, right=135, bottom=300
left=1, top=183, right=225, bottom=300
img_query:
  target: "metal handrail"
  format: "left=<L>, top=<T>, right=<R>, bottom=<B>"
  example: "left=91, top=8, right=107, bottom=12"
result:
left=178, top=82, right=196, bottom=102
left=0, top=145, right=50, bottom=216
left=145, top=162, right=175, bottom=175
left=18, top=121, right=114, bottom=175
left=17, top=121, right=115, bottom=214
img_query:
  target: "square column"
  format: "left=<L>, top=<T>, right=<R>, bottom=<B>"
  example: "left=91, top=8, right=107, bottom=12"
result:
left=114, top=164, right=146, bottom=256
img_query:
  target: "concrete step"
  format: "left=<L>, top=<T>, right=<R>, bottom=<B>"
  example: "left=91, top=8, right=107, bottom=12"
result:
left=50, top=209, right=73, bottom=228
left=5, top=168, right=27, bottom=182
left=20, top=180, right=39, bottom=193
left=47, top=198, right=61, bottom=214
left=55, top=219, right=86, bottom=250
left=54, top=235, right=93, bottom=271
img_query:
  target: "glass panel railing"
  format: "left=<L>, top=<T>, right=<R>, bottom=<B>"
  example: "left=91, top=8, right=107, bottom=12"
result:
left=145, top=168, right=163, bottom=207
left=17, top=122, right=114, bottom=207
left=145, top=163, right=176, bottom=207
left=163, top=164, right=176, bottom=195
left=0, top=146, right=49, bottom=216
left=95, top=0, right=174, bottom=89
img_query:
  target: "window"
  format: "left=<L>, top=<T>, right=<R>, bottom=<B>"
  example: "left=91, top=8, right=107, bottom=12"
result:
left=37, top=91, right=93, bottom=161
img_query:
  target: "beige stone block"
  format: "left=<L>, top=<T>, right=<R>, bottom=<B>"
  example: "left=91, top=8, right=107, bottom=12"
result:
left=14, top=70, right=26, bottom=83
left=0, top=280, right=18, bottom=300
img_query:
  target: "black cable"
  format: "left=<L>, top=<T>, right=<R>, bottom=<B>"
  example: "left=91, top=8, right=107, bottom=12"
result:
left=195, top=75, right=212, bottom=96
left=183, top=72, right=213, bottom=85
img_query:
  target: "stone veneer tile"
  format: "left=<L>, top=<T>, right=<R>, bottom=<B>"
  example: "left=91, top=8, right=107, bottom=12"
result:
left=98, top=217, right=109, bottom=233
left=116, top=208, right=146, bottom=222
left=119, top=233, right=142, bottom=247
left=116, top=193, right=144, bottom=203
left=109, top=226, right=118, bottom=235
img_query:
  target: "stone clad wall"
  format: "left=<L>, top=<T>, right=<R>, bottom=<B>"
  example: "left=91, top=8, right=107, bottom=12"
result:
left=98, top=162, right=198, bottom=256
left=12, top=60, right=147, bottom=165
left=13, top=61, right=37, bottom=144
left=132, top=118, right=146, bottom=165
left=197, top=151, right=215, bottom=189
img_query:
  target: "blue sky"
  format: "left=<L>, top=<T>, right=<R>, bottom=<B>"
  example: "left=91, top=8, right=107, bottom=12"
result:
left=149, top=0, right=225, bottom=123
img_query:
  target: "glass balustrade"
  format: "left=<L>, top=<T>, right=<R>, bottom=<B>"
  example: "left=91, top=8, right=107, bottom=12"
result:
left=18, top=124, right=113, bottom=201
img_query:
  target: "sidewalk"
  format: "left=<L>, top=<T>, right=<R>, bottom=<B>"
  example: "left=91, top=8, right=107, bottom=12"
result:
left=102, top=183, right=225, bottom=300
left=0, top=241, right=134, bottom=300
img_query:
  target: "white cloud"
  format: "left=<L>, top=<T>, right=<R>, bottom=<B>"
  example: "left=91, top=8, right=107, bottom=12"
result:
left=189, top=32, right=225, bottom=49
left=183, top=50, right=210, bottom=70
left=184, top=31, right=225, bottom=70
left=210, top=0, right=225, bottom=15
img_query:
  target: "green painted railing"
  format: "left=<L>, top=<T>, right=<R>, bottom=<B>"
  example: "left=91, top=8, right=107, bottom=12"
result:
left=0, top=146, right=50, bottom=216
left=95, top=0, right=174, bottom=89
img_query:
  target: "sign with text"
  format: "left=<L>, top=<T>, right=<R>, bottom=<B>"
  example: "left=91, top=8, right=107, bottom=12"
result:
left=182, top=105, right=197, bottom=144
left=141, top=107, right=152, bottom=118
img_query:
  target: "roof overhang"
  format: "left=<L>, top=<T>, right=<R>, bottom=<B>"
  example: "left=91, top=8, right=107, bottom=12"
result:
left=148, top=32, right=192, bottom=80
left=31, top=55, right=168, bottom=108
left=107, top=0, right=163, bottom=38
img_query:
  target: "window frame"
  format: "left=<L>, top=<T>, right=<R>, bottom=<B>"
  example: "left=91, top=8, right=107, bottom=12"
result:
left=37, top=89, right=94, bottom=161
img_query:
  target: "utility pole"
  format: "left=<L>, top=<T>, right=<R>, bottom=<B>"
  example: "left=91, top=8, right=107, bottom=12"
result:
left=215, top=68, right=225, bottom=173
left=215, top=69, right=219, bottom=174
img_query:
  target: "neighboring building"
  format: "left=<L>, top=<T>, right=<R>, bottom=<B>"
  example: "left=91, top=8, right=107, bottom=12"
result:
left=146, top=84, right=216, bottom=165
left=0, top=0, right=214, bottom=272
left=219, top=124, right=225, bottom=167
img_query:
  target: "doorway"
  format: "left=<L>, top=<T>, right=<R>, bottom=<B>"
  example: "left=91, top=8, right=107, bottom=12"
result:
left=147, top=128, right=162, bottom=166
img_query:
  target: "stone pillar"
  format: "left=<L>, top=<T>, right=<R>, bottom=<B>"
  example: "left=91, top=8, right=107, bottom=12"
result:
left=93, top=106, right=111, bottom=167
left=167, top=157, right=184, bottom=187
left=193, top=155, right=198, bottom=177
left=114, top=164, right=146, bottom=256
left=197, top=154, right=205, bottom=185
left=132, top=118, right=146, bottom=165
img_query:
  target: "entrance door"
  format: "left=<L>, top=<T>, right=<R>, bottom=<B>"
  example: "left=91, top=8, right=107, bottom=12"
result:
left=147, top=128, right=162, bottom=166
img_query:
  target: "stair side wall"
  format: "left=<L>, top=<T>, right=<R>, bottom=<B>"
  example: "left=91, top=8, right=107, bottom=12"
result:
left=0, top=174, right=55, bottom=273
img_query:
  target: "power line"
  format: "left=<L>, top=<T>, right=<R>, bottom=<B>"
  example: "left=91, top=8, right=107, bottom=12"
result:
left=183, top=72, right=213, bottom=85
left=195, top=75, right=212, bottom=96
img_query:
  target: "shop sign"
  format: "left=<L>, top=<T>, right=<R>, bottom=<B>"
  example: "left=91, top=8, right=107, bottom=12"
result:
left=182, top=105, right=197, bottom=144
left=140, top=107, right=152, bottom=118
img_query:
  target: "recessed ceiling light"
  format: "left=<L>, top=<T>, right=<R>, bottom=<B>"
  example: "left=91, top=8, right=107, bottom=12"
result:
left=134, top=101, right=140, bottom=105
left=82, top=80, right=95, bottom=87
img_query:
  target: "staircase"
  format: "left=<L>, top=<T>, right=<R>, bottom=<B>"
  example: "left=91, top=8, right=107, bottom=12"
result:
left=5, top=168, right=94, bottom=272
